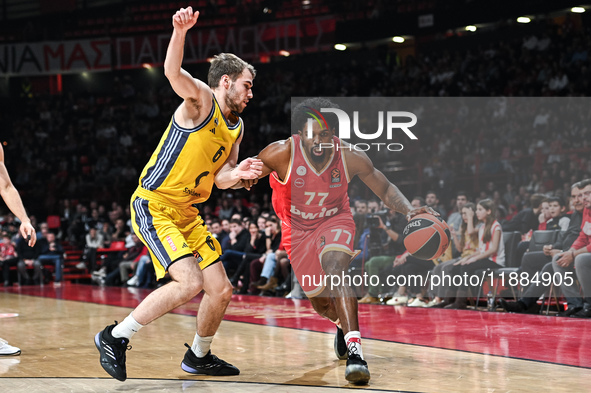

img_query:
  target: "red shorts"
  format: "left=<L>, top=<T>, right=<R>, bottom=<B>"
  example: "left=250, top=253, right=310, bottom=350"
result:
left=283, top=214, right=359, bottom=297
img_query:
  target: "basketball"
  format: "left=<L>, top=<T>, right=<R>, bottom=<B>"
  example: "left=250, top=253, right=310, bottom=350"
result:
left=402, top=214, right=450, bottom=260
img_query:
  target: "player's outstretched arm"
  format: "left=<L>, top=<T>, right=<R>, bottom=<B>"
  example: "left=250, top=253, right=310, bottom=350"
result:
left=215, top=132, right=263, bottom=190
left=164, top=7, right=209, bottom=104
left=0, top=146, right=36, bottom=246
left=231, top=139, right=292, bottom=190
left=347, top=148, right=436, bottom=220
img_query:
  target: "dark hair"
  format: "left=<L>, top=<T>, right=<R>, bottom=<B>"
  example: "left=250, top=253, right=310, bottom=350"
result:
left=412, top=196, right=426, bottom=206
left=357, top=199, right=368, bottom=206
left=210, top=220, right=221, bottom=226
left=459, top=202, right=478, bottom=251
left=571, top=181, right=581, bottom=190
left=230, top=218, right=243, bottom=226
left=530, top=193, right=547, bottom=209
left=456, top=190, right=468, bottom=199
left=291, top=97, right=339, bottom=134
left=477, top=199, right=497, bottom=244
left=207, top=53, right=256, bottom=88
left=547, top=196, right=565, bottom=207
left=426, top=190, right=437, bottom=198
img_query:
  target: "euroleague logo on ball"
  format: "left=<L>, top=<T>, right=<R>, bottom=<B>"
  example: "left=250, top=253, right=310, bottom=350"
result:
left=403, top=219, right=422, bottom=235
left=403, top=214, right=450, bottom=260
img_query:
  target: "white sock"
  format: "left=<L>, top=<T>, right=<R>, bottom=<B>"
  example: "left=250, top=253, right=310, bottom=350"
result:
left=111, top=312, right=144, bottom=340
left=192, top=333, right=214, bottom=358
left=344, top=331, right=364, bottom=360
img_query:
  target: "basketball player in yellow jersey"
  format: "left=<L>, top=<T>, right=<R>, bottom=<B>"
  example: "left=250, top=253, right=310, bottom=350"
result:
left=94, top=6, right=263, bottom=381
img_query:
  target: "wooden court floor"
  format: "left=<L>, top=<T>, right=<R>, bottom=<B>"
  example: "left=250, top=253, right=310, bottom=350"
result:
left=1, top=285, right=590, bottom=392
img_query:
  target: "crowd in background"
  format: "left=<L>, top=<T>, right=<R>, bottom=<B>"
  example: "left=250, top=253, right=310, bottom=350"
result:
left=1, top=15, right=591, bottom=314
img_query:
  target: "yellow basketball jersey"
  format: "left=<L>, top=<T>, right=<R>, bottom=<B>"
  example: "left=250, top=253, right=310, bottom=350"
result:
left=138, top=95, right=242, bottom=207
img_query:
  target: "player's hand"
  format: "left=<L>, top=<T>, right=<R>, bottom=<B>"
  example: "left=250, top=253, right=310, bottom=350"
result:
left=235, top=158, right=263, bottom=180
left=172, top=7, right=199, bottom=31
left=241, top=178, right=259, bottom=191
left=20, top=221, right=36, bottom=247
left=407, top=205, right=439, bottom=221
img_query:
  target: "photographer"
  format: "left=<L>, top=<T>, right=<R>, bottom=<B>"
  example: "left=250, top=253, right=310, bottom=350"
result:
left=358, top=210, right=407, bottom=304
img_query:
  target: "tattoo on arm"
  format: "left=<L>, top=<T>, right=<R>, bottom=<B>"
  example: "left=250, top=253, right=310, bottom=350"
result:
left=385, top=184, right=412, bottom=215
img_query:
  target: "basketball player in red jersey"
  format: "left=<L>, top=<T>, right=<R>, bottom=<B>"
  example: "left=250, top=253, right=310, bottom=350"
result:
left=244, top=98, right=436, bottom=384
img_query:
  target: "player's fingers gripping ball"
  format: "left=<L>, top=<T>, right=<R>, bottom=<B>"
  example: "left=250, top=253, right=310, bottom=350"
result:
left=403, top=213, right=450, bottom=260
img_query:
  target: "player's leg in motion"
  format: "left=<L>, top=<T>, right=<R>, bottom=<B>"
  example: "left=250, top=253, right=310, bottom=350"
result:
left=180, top=262, right=239, bottom=376
left=95, top=255, right=204, bottom=381
left=309, top=250, right=370, bottom=385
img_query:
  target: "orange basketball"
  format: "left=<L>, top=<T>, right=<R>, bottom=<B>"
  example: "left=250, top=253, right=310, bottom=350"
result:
left=402, top=213, right=450, bottom=260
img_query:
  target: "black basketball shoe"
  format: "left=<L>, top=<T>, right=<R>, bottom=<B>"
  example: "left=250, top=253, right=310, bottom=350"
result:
left=334, top=327, right=348, bottom=360
left=94, top=322, right=130, bottom=381
left=181, top=344, right=240, bottom=376
left=345, top=354, right=370, bottom=385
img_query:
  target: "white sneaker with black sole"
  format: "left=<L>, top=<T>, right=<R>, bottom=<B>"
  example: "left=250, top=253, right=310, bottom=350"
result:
left=0, top=339, right=21, bottom=356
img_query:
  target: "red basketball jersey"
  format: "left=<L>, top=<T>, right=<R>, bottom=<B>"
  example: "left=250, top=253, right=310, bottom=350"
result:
left=270, top=134, right=352, bottom=232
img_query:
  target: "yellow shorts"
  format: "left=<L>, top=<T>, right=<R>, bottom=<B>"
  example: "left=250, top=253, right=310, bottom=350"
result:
left=130, top=188, right=222, bottom=280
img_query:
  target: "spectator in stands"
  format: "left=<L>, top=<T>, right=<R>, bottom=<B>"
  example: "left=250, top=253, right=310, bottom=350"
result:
left=251, top=216, right=282, bottom=292
left=544, top=196, right=570, bottom=231
left=231, top=197, right=250, bottom=218
left=426, top=191, right=446, bottom=219
left=445, top=199, right=505, bottom=309
left=36, top=232, right=64, bottom=283
left=111, top=218, right=129, bottom=242
left=97, top=234, right=145, bottom=286
left=552, top=179, right=591, bottom=318
left=68, top=204, right=90, bottom=247
left=220, top=218, right=249, bottom=273
left=256, top=216, right=267, bottom=232
left=229, top=221, right=267, bottom=293
left=367, top=199, right=380, bottom=215
left=219, top=219, right=232, bottom=251
left=99, top=221, right=113, bottom=248
left=216, top=198, right=234, bottom=220
left=267, top=249, right=291, bottom=296
left=126, top=254, right=154, bottom=288
left=500, top=182, right=585, bottom=315
left=502, top=193, right=547, bottom=234
left=447, top=191, right=468, bottom=232
left=429, top=202, right=480, bottom=308
left=78, top=227, right=104, bottom=272
left=86, top=208, right=103, bottom=232
left=16, top=232, right=41, bottom=285
left=36, top=222, right=49, bottom=242
left=209, top=220, right=227, bottom=244
left=536, top=199, right=552, bottom=230
left=1, top=233, right=18, bottom=287
left=358, top=212, right=407, bottom=304
left=352, top=199, right=368, bottom=251
left=446, top=191, right=469, bottom=257
left=116, top=235, right=147, bottom=286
